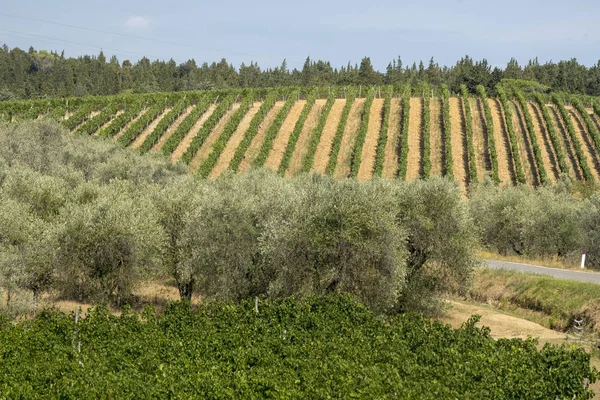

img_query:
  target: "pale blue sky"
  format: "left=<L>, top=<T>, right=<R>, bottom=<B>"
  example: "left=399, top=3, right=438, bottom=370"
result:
left=1, top=0, right=599, bottom=71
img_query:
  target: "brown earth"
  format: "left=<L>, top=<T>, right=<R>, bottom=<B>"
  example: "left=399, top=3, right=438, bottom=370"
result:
left=528, top=102, right=560, bottom=181
left=357, top=98, right=385, bottom=181
left=311, top=99, right=346, bottom=175
left=334, top=98, right=365, bottom=179
left=470, top=98, right=490, bottom=182
left=548, top=105, right=582, bottom=180
left=112, top=108, right=148, bottom=141
left=441, top=300, right=568, bottom=341
left=239, top=101, right=285, bottom=174
left=211, top=102, right=262, bottom=177
left=449, top=97, right=467, bottom=190
left=569, top=108, right=600, bottom=180
left=151, top=106, right=194, bottom=152
left=189, top=103, right=241, bottom=172
left=429, top=98, right=443, bottom=176
left=488, top=99, right=514, bottom=185
left=171, top=105, right=217, bottom=163
left=405, top=97, right=422, bottom=181
left=382, top=98, right=402, bottom=178
left=266, top=99, right=305, bottom=173
left=510, top=101, right=538, bottom=186
left=285, top=100, right=324, bottom=177
left=131, top=108, right=172, bottom=149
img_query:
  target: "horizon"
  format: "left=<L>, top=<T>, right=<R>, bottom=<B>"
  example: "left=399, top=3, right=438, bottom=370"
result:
left=1, top=0, right=600, bottom=71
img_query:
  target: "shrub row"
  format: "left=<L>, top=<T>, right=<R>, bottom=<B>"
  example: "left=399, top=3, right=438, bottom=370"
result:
left=532, top=92, right=570, bottom=175
left=0, top=295, right=595, bottom=399
left=62, top=103, right=97, bottom=131
left=571, top=96, right=600, bottom=155
left=229, top=91, right=279, bottom=172
left=514, top=90, right=548, bottom=185
left=496, top=86, right=526, bottom=184
left=253, top=91, right=299, bottom=168
left=460, top=85, right=478, bottom=184
left=551, top=94, right=593, bottom=181
left=277, top=90, right=318, bottom=175
left=160, top=95, right=214, bottom=156
left=96, top=102, right=144, bottom=138
left=196, top=95, right=255, bottom=178
left=325, top=87, right=356, bottom=175
left=180, top=95, right=237, bottom=165
left=476, top=85, right=500, bottom=183
left=398, top=90, right=411, bottom=180
left=349, top=89, right=375, bottom=178
left=372, top=86, right=393, bottom=177
left=138, top=100, right=191, bottom=154
left=300, top=90, right=336, bottom=172
left=74, top=103, right=121, bottom=136
left=422, top=89, right=431, bottom=178
left=441, top=84, right=454, bottom=179
left=116, top=103, right=166, bottom=147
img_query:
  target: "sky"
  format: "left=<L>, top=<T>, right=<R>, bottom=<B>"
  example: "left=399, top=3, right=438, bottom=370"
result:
left=1, top=0, right=600, bottom=72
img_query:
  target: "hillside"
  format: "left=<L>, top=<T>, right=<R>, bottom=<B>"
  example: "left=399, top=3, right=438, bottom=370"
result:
left=3, top=86, right=600, bottom=191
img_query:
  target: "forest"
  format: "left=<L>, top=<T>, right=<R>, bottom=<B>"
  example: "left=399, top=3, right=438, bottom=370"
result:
left=1, top=42, right=600, bottom=99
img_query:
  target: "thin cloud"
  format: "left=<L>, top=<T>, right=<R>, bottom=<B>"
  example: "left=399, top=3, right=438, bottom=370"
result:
left=124, top=16, right=151, bottom=30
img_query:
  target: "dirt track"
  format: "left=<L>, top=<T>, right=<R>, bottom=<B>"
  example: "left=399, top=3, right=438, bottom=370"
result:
left=405, top=98, right=422, bottom=181
left=266, top=99, right=305, bottom=173
left=357, top=98, right=384, bottom=180
left=311, top=99, right=346, bottom=175
left=152, top=106, right=194, bottom=152
left=131, top=108, right=172, bottom=149
left=382, top=98, right=402, bottom=178
left=211, top=103, right=261, bottom=177
left=189, top=103, right=241, bottom=171
left=172, top=105, right=216, bottom=163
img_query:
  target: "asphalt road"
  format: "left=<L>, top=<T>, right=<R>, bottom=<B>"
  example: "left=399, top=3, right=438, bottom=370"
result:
left=484, top=259, right=600, bottom=285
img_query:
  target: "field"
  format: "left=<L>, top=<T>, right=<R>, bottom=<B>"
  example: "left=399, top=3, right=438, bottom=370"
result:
left=4, top=86, right=600, bottom=191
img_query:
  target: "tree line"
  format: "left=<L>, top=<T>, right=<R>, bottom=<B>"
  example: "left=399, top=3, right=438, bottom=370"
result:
left=2, top=43, right=600, bottom=99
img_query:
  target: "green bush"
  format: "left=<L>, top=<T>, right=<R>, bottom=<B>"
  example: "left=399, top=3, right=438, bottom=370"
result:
left=0, top=296, right=596, bottom=399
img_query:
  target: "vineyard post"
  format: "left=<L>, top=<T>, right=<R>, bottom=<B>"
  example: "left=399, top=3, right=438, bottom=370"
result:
left=581, top=250, right=587, bottom=269
left=72, top=307, right=83, bottom=366
left=254, top=297, right=259, bottom=313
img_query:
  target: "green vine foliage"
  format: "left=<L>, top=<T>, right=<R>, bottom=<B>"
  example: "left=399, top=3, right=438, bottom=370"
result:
left=325, top=88, right=356, bottom=175
left=160, top=95, right=214, bottom=156
left=422, top=90, right=431, bottom=178
left=460, top=85, right=478, bottom=185
left=139, top=100, right=191, bottom=154
left=533, top=92, right=570, bottom=176
left=372, top=86, right=393, bottom=177
left=476, top=85, right=500, bottom=184
left=398, top=90, right=411, bottom=180
left=496, top=86, right=526, bottom=184
left=514, top=90, right=548, bottom=185
left=96, top=102, right=145, bottom=138
left=571, top=96, right=600, bottom=157
left=349, top=89, right=375, bottom=178
left=230, top=91, right=279, bottom=172
left=551, top=94, right=593, bottom=181
left=277, top=89, right=318, bottom=175
left=116, top=103, right=166, bottom=147
left=0, top=296, right=596, bottom=398
left=441, top=84, right=454, bottom=179
left=254, top=91, right=299, bottom=168
left=181, top=95, right=237, bottom=165
left=301, top=90, right=336, bottom=173
left=197, top=94, right=255, bottom=178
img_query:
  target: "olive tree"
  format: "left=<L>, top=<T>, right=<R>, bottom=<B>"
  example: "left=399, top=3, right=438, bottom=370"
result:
left=395, top=177, right=479, bottom=314
left=52, top=182, right=165, bottom=304
left=177, top=171, right=296, bottom=302
left=262, top=176, right=407, bottom=314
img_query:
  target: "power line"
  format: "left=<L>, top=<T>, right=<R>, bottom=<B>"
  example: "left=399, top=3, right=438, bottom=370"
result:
left=0, top=11, right=299, bottom=64
left=0, top=28, right=161, bottom=59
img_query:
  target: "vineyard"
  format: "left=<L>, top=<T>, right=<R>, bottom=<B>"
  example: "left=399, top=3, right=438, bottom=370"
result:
left=3, top=85, right=600, bottom=191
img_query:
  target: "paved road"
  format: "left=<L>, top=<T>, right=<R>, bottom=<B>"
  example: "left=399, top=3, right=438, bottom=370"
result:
left=484, top=259, right=600, bottom=285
